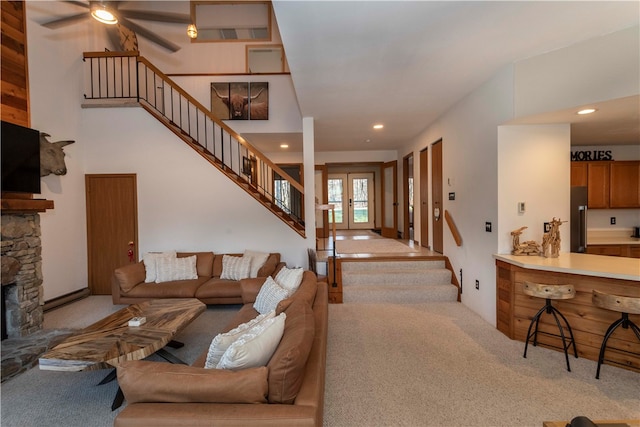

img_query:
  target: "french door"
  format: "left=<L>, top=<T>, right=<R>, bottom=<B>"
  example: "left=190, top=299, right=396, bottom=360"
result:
left=328, top=172, right=375, bottom=230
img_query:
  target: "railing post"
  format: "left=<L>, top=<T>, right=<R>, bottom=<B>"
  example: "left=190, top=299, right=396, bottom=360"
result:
left=136, top=57, right=140, bottom=102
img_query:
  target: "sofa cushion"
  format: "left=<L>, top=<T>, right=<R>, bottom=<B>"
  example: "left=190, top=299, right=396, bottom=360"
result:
left=114, top=262, right=146, bottom=293
left=267, top=299, right=316, bottom=404
left=155, top=255, right=198, bottom=283
left=194, top=279, right=242, bottom=299
left=142, top=251, right=176, bottom=283
left=275, top=266, right=304, bottom=295
left=276, top=271, right=318, bottom=310
left=220, top=255, right=251, bottom=281
left=244, top=250, right=270, bottom=278
left=177, top=252, right=214, bottom=277
left=217, top=312, right=286, bottom=370
left=254, top=276, right=290, bottom=315
left=122, top=277, right=208, bottom=298
left=117, top=361, right=268, bottom=404
left=204, top=311, right=276, bottom=369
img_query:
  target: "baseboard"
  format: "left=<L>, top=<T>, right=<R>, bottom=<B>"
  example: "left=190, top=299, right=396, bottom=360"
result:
left=43, top=288, right=91, bottom=312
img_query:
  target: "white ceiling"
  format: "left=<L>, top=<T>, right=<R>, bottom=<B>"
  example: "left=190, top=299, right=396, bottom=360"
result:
left=266, top=0, right=640, bottom=153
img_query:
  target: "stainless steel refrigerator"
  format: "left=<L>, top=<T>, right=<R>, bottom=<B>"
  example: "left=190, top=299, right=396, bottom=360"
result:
left=570, top=186, right=588, bottom=253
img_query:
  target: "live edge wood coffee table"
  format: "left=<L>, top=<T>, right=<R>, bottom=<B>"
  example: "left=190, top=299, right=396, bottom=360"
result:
left=39, top=298, right=206, bottom=410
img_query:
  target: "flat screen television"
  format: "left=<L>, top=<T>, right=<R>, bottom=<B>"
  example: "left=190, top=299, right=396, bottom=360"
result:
left=1, top=121, right=41, bottom=194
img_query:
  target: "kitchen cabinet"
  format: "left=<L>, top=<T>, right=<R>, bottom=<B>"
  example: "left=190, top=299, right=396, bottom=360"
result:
left=574, top=160, right=640, bottom=209
left=586, top=244, right=640, bottom=258
left=610, top=161, right=640, bottom=208
left=587, top=162, right=610, bottom=208
left=570, top=162, right=587, bottom=187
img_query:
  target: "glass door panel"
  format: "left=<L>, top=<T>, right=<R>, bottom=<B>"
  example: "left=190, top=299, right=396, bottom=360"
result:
left=349, top=173, right=374, bottom=229
left=328, top=176, right=345, bottom=228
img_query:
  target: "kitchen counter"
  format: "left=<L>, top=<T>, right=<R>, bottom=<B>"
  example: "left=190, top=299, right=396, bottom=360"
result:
left=494, top=254, right=640, bottom=373
left=587, top=228, right=640, bottom=246
left=493, top=253, right=640, bottom=281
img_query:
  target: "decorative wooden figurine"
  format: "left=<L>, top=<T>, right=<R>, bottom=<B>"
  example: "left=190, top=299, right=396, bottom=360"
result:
left=510, top=226, right=541, bottom=256
left=541, top=217, right=566, bottom=258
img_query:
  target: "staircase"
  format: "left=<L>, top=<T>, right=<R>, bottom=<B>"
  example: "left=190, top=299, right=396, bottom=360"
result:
left=341, top=259, right=459, bottom=303
left=82, top=51, right=305, bottom=237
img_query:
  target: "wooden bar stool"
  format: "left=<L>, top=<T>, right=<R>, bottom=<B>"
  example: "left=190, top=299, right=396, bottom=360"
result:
left=592, top=290, right=640, bottom=379
left=523, top=282, right=578, bottom=371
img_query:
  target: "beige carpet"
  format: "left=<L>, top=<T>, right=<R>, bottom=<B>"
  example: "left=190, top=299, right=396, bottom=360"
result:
left=2, top=296, right=639, bottom=427
left=336, top=238, right=418, bottom=254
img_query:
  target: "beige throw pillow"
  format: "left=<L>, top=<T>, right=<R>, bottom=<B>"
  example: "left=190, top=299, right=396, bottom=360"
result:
left=243, top=250, right=270, bottom=278
left=275, top=266, right=304, bottom=295
left=155, top=255, right=198, bottom=283
left=254, top=276, right=290, bottom=315
left=220, top=255, right=251, bottom=280
left=217, top=312, right=286, bottom=370
left=142, top=251, right=176, bottom=283
left=204, top=311, right=276, bottom=369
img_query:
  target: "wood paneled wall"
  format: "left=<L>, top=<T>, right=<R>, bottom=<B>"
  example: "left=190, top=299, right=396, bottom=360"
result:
left=1, top=0, right=30, bottom=127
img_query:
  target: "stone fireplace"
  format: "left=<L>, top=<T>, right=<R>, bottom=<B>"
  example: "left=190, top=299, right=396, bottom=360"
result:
left=1, top=213, right=45, bottom=339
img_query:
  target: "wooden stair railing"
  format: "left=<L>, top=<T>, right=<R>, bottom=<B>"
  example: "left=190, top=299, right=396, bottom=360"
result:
left=82, top=51, right=305, bottom=237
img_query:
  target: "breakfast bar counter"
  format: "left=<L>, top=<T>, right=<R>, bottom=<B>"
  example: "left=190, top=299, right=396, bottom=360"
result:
left=494, top=253, right=640, bottom=374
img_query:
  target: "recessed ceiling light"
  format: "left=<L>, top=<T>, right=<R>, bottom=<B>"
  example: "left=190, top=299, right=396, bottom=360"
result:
left=577, top=108, right=597, bottom=115
left=373, top=124, right=384, bottom=129
left=280, top=144, right=289, bottom=149
left=364, top=139, right=371, bottom=143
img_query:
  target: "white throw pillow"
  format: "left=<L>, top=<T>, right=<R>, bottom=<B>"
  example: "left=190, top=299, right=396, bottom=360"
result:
left=220, top=255, right=251, bottom=281
left=204, top=311, right=276, bottom=369
left=253, top=276, right=290, bottom=315
left=155, top=255, right=198, bottom=283
left=243, top=250, right=270, bottom=278
left=275, top=266, right=304, bottom=295
left=142, top=251, right=176, bottom=283
left=216, top=312, right=286, bottom=370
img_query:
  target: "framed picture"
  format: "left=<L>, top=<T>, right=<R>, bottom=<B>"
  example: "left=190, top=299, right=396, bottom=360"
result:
left=248, top=82, right=269, bottom=120
left=210, top=82, right=269, bottom=120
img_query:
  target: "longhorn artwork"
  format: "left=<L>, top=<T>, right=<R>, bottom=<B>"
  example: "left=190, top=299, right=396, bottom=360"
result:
left=211, top=82, right=269, bottom=120
left=39, top=133, right=75, bottom=177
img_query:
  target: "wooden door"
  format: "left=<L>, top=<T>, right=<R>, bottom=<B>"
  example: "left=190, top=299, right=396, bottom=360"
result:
left=381, top=161, right=397, bottom=238
left=587, top=162, right=610, bottom=208
left=86, top=174, right=138, bottom=295
left=403, top=153, right=414, bottom=241
left=419, top=148, right=429, bottom=248
left=431, top=140, right=443, bottom=253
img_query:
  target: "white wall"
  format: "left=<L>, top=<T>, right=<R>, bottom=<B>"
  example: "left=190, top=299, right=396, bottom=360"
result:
left=401, top=66, right=515, bottom=324
left=497, top=125, right=571, bottom=254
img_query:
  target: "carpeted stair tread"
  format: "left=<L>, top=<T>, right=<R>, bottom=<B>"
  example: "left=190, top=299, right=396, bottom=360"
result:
left=343, top=283, right=458, bottom=303
left=341, top=260, right=445, bottom=271
left=342, top=268, right=452, bottom=286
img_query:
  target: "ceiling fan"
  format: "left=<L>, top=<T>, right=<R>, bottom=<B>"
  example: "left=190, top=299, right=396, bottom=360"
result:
left=41, top=1, right=191, bottom=52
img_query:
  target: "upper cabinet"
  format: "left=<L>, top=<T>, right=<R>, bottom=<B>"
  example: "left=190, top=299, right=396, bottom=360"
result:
left=610, top=161, right=640, bottom=208
left=574, top=161, right=640, bottom=209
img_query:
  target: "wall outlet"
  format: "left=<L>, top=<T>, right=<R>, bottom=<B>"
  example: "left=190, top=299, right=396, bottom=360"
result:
left=610, top=217, right=616, bottom=225
left=544, top=222, right=550, bottom=233
left=475, top=280, right=479, bottom=290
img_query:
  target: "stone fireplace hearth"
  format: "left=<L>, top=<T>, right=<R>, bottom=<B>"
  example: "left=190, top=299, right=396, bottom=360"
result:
left=1, top=213, right=45, bottom=339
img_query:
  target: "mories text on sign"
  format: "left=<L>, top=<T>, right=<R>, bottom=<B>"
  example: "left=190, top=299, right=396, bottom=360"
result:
left=571, top=150, right=613, bottom=161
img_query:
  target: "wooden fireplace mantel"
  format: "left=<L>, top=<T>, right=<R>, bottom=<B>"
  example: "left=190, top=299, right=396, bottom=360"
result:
left=1, top=193, right=54, bottom=213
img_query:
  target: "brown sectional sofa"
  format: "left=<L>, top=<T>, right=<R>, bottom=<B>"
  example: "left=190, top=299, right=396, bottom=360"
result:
left=111, top=252, right=283, bottom=305
left=114, top=270, right=328, bottom=427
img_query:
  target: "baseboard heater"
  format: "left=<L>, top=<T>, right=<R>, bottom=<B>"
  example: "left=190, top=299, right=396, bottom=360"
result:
left=43, top=288, right=91, bottom=312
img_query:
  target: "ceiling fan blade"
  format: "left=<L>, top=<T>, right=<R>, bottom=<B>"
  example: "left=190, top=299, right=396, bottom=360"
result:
left=119, top=17, right=180, bottom=52
left=62, top=1, right=90, bottom=9
left=119, top=10, right=190, bottom=24
left=41, top=12, right=90, bottom=29
left=105, top=26, right=122, bottom=51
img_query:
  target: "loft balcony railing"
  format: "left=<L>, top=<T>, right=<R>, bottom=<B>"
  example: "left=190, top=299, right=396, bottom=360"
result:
left=82, top=51, right=305, bottom=236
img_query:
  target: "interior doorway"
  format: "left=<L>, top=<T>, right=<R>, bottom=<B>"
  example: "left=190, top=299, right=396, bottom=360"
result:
left=328, top=172, right=375, bottom=230
left=403, top=153, right=414, bottom=241
left=85, top=174, right=138, bottom=295
left=419, top=148, right=429, bottom=248
left=431, top=140, right=444, bottom=253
